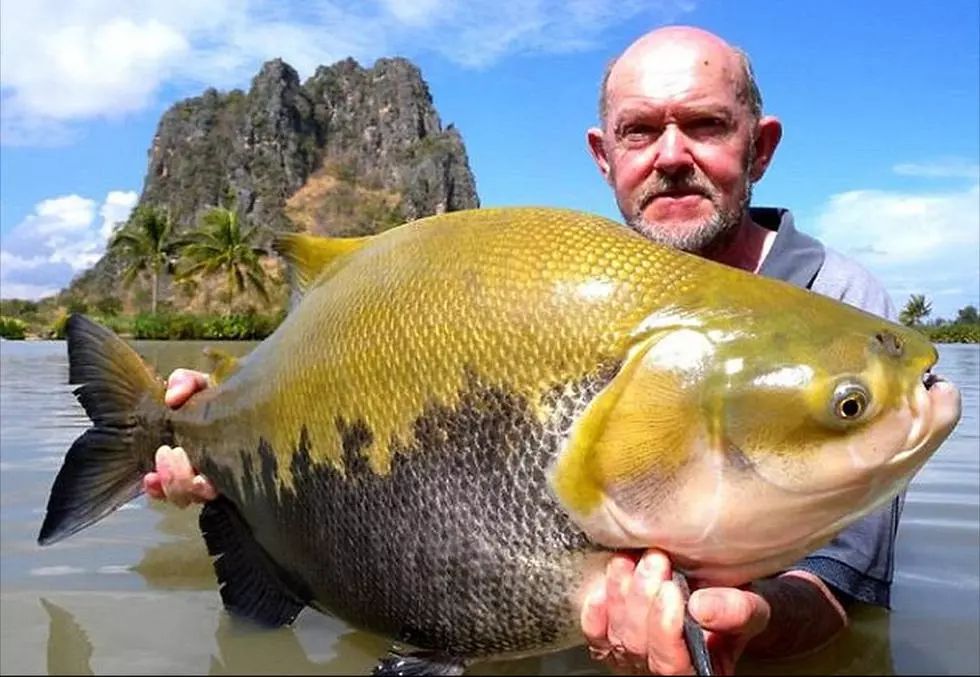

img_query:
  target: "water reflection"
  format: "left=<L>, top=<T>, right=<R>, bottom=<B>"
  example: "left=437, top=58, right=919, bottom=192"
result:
left=132, top=504, right=214, bottom=591
left=210, top=614, right=338, bottom=675
left=40, top=589, right=898, bottom=677
left=41, top=598, right=93, bottom=676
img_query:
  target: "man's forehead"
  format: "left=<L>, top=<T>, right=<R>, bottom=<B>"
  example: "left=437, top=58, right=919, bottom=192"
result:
left=607, top=37, right=741, bottom=109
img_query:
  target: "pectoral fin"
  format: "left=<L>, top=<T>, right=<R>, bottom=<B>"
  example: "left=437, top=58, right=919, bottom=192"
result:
left=549, top=330, right=698, bottom=545
left=203, top=347, right=240, bottom=385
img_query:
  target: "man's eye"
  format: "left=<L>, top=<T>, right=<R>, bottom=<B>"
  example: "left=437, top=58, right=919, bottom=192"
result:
left=688, top=117, right=728, bottom=137
left=620, top=124, right=657, bottom=142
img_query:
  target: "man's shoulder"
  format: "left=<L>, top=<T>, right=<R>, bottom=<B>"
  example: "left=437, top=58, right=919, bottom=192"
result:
left=813, top=246, right=897, bottom=321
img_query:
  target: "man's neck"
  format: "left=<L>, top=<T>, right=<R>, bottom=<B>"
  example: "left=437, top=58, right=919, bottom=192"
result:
left=702, top=215, right=776, bottom=273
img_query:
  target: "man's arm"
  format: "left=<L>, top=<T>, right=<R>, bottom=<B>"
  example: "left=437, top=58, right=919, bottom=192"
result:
left=743, top=570, right=847, bottom=659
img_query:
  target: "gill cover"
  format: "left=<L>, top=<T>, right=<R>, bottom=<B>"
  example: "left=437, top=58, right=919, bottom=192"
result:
left=549, top=329, right=703, bottom=547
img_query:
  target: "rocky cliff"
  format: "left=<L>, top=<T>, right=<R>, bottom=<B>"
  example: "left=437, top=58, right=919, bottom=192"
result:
left=70, top=56, right=479, bottom=307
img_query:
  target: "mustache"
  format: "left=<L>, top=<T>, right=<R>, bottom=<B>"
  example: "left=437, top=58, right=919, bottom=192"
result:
left=637, top=172, right=718, bottom=209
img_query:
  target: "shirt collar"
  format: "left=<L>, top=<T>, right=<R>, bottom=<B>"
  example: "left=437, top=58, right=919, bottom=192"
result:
left=753, top=207, right=825, bottom=289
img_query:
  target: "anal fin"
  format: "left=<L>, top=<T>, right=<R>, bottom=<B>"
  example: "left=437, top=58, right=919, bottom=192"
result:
left=372, top=649, right=466, bottom=676
left=199, top=496, right=309, bottom=627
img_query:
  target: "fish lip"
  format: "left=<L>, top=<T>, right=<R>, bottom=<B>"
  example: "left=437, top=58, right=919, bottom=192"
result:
left=898, top=376, right=960, bottom=466
left=923, top=371, right=944, bottom=390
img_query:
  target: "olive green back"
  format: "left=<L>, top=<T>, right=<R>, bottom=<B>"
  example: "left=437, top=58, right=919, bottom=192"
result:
left=185, top=207, right=721, bottom=485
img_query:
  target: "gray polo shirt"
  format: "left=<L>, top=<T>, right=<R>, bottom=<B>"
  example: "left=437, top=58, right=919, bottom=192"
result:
left=753, top=206, right=900, bottom=608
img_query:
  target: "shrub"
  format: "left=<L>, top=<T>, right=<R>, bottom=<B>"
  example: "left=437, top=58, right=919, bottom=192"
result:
left=98, top=314, right=133, bottom=335
left=0, top=316, right=27, bottom=340
left=49, top=312, right=69, bottom=339
left=95, top=297, right=123, bottom=316
left=0, top=299, right=39, bottom=319
left=130, top=311, right=284, bottom=340
left=925, top=322, right=980, bottom=344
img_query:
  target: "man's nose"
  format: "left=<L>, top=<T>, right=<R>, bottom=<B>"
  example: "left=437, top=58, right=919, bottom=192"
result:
left=652, top=125, right=693, bottom=174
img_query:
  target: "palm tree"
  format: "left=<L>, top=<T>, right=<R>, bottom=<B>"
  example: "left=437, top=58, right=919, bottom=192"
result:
left=108, top=204, right=177, bottom=313
left=899, top=294, right=932, bottom=327
left=179, top=206, right=269, bottom=314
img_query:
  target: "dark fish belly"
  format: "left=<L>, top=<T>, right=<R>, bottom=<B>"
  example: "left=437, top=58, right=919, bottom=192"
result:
left=197, top=368, right=617, bottom=658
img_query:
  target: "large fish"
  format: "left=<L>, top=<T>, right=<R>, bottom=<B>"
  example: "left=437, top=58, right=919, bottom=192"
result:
left=38, top=207, right=960, bottom=674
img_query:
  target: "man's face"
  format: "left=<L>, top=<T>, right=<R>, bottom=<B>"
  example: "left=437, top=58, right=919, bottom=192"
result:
left=597, top=41, right=758, bottom=253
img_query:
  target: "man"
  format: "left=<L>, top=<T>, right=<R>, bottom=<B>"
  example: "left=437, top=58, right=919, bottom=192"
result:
left=146, top=25, right=900, bottom=675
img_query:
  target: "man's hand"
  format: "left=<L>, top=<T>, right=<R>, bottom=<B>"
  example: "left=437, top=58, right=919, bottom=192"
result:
left=142, top=369, right=218, bottom=506
left=581, top=550, right=770, bottom=675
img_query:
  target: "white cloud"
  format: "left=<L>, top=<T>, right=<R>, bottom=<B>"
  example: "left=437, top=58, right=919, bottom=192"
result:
left=0, top=191, right=137, bottom=300
left=100, top=191, right=140, bottom=241
left=30, top=195, right=96, bottom=236
left=813, top=182, right=980, bottom=319
left=379, top=0, right=444, bottom=27
left=0, top=0, right=695, bottom=144
left=893, top=158, right=980, bottom=180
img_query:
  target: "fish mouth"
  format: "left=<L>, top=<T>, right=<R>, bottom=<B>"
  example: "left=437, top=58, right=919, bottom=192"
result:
left=923, top=371, right=943, bottom=390
left=895, top=370, right=960, bottom=467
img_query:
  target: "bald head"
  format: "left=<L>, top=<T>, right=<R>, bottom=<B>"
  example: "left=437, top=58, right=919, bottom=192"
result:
left=598, top=26, right=762, bottom=126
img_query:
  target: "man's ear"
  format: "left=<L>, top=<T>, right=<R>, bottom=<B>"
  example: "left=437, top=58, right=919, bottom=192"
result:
left=749, top=115, right=782, bottom=182
left=587, top=127, right=612, bottom=182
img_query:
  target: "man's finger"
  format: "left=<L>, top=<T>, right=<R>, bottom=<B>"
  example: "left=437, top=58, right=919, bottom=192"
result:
left=156, top=446, right=194, bottom=508
left=581, top=578, right=609, bottom=648
left=689, top=588, right=770, bottom=636
left=142, top=472, right=165, bottom=499
left=604, top=553, right=637, bottom=646
left=165, top=369, right=210, bottom=409
left=647, top=579, right=695, bottom=675
left=619, top=550, right=670, bottom=653
left=191, top=475, right=219, bottom=501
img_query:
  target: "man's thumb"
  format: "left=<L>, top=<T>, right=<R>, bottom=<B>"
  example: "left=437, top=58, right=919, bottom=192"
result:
left=689, top=588, right=769, bottom=634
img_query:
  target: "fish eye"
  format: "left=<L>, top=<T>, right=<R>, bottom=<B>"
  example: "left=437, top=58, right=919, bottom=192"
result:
left=832, top=382, right=870, bottom=421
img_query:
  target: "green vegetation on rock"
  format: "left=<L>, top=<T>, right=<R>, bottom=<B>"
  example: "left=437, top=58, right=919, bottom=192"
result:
left=0, top=317, right=28, bottom=340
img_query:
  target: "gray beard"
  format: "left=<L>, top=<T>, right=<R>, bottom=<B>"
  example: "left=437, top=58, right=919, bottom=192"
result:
left=626, top=179, right=753, bottom=254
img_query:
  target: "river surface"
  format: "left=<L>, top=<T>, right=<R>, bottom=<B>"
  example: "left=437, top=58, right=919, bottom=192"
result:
left=1, top=339, right=977, bottom=675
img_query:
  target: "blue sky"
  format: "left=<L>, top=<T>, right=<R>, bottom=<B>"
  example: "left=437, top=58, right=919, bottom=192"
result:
left=1, top=0, right=978, bottom=319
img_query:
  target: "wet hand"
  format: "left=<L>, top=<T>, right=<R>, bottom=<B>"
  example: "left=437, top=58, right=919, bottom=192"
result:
left=143, top=445, right=218, bottom=507
left=163, top=368, right=211, bottom=408
left=141, top=369, right=219, bottom=506
left=581, top=550, right=771, bottom=675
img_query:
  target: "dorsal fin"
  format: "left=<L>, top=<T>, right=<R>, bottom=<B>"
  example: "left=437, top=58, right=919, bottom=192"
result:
left=272, top=233, right=371, bottom=297
left=203, top=347, right=240, bottom=385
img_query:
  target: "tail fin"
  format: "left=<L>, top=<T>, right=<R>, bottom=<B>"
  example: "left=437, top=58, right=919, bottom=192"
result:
left=38, top=314, right=170, bottom=546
